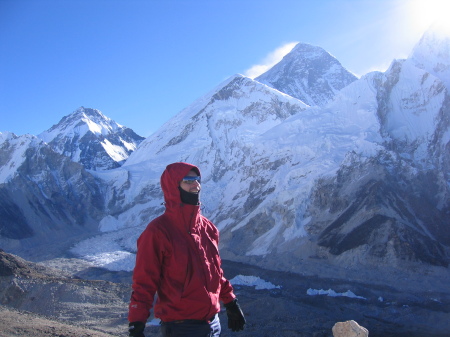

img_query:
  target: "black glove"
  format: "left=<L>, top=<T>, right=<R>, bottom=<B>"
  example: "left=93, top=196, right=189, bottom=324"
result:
left=224, top=298, right=246, bottom=331
left=128, top=321, right=145, bottom=337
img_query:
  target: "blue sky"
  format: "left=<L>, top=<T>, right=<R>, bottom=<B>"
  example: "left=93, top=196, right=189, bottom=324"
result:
left=0, top=0, right=444, bottom=137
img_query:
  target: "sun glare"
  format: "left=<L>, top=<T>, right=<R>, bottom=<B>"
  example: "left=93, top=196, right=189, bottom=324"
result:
left=408, top=0, right=450, bottom=35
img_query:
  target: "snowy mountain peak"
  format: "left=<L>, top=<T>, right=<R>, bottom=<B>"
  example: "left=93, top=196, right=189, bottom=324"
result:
left=255, top=42, right=358, bottom=107
left=38, top=107, right=145, bottom=170
left=290, top=42, right=335, bottom=59
left=77, top=107, right=120, bottom=135
left=410, top=23, right=450, bottom=90
left=39, top=107, right=121, bottom=143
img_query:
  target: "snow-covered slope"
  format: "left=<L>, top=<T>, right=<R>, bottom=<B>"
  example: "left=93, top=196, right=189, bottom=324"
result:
left=0, top=132, right=105, bottom=256
left=91, top=74, right=309, bottom=234
left=0, top=132, right=41, bottom=183
left=376, top=59, right=448, bottom=162
left=255, top=42, right=358, bottom=107
left=124, top=74, right=308, bottom=170
left=409, top=22, right=450, bottom=92
left=86, top=29, right=449, bottom=274
left=200, top=53, right=448, bottom=271
left=39, top=107, right=144, bottom=171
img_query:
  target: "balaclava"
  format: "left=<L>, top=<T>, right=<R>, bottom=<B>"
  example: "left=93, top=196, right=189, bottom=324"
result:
left=179, top=166, right=200, bottom=205
left=178, top=186, right=200, bottom=205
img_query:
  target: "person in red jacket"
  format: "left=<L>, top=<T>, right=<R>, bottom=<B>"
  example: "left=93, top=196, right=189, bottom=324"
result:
left=128, top=162, right=246, bottom=337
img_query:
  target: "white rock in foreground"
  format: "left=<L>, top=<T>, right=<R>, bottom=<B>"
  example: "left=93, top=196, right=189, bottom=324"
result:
left=332, top=320, right=369, bottom=337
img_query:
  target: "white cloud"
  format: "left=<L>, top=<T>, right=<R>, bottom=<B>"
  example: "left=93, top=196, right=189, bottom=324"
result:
left=244, top=42, right=298, bottom=79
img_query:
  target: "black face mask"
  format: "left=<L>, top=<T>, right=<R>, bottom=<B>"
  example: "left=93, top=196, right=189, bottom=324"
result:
left=178, top=187, right=200, bottom=205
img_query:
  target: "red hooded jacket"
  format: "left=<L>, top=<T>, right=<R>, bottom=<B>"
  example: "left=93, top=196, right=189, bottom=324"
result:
left=128, top=162, right=236, bottom=323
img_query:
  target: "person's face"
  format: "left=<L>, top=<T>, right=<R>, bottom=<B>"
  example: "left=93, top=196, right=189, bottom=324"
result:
left=179, top=170, right=201, bottom=193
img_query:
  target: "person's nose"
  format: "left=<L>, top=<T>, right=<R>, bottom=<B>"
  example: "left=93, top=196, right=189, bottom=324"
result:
left=191, top=180, right=201, bottom=189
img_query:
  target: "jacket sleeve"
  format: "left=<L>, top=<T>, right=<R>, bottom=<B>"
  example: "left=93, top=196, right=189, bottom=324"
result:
left=128, top=224, right=164, bottom=322
left=219, top=275, right=236, bottom=304
left=215, top=225, right=236, bottom=304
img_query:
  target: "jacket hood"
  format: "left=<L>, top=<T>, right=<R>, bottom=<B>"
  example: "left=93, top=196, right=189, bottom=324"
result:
left=161, top=162, right=201, bottom=207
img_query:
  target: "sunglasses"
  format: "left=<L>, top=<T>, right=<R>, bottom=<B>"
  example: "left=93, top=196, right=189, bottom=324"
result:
left=181, top=176, right=201, bottom=185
